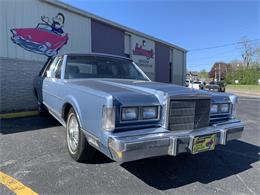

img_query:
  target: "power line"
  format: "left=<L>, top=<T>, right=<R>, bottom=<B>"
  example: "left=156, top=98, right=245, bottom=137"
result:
left=187, top=55, right=241, bottom=67
left=188, top=50, right=241, bottom=61
left=189, top=47, right=240, bottom=57
left=188, top=54, right=241, bottom=62
left=188, top=38, right=260, bottom=52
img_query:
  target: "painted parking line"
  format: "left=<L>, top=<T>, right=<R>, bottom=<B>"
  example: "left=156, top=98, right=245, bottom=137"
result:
left=0, top=111, right=38, bottom=119
left=0, top=171, right=38, bottom=195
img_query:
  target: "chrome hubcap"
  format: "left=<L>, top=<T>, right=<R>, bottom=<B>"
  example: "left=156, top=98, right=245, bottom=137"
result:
left=67, top=113, right=79, bottom=154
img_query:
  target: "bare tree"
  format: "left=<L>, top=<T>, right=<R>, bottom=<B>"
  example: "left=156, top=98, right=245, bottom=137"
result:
left=229, top=59, right=243, bottom=70
left=240, top=37, right=257, bottom=68
left=254, top=47, right=260, bottom=65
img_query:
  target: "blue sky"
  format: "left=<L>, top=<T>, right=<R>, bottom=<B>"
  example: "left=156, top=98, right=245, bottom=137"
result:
left=61, top=0, right=259, bottom=71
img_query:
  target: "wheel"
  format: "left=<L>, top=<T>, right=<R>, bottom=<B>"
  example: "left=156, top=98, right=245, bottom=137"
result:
left=38, top=45, right=47, bottom=52
left=66, top=108, right=96, bottom=162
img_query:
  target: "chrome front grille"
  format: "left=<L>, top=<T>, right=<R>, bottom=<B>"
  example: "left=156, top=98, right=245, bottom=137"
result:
left=168, top=98, right=210, bottom=131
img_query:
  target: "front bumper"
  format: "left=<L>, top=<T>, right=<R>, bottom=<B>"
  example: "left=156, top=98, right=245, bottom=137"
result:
left=108, top=119, right=244, bottom=162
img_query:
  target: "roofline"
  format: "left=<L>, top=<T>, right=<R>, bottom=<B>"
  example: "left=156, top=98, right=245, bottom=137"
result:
left=63, top=52, right=132, bottom=61
left=41, top=0, right=187, bottom=52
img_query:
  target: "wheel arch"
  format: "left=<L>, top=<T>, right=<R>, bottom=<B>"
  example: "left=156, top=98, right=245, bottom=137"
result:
left=62, top=102, right=73, bottom=122
left=62, top=96, right=83, bottom=127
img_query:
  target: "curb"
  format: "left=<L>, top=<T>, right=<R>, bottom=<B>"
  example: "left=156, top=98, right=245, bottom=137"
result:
left=0, top=111, right=39, bottom=119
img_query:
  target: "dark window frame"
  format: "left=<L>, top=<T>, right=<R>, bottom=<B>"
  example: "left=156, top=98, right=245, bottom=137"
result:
left=54, top=57, right=63, bottom=79
left=42, top=56, right=63, bottom=79
left=40, top=57, right=54, bottom=77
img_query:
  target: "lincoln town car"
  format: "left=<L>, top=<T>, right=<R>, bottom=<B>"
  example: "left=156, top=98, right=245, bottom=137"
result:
left=33, top=53, right=244, bottom=162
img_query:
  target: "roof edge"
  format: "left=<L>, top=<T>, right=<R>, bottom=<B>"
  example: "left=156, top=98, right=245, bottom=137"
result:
left=64, top=52, right=132, bottom=60
left=41, top=0, right=187, bottom=52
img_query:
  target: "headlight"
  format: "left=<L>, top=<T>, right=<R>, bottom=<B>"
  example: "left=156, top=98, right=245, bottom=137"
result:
left=220, top=104, right=229, bottom=113
left=210, top=103, right=231, bottom=114
left=102, top=106, right=115, bottom=131
left=210, top=104, right=218, bottom=113
left=231, top=104, right=237, bottom=117
left=142, top=106, right=158, bottom=119
left=121, top=107, right=138, bottom=121
left=229, top=94, right=238, bottom=117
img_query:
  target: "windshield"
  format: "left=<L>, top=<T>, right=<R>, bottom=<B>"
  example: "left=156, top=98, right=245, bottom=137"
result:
left=65, top=55, right=149, bottom=81
left=36, top=23, right=52, bottom=31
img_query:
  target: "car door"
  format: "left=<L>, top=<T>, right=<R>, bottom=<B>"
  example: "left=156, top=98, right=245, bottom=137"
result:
left=42, top=56, right=64, bottom=118
left=33, top=57, right=53, bottom=103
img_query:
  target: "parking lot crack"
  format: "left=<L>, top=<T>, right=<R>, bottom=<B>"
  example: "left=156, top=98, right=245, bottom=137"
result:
left=215, top=151, right=256, bottom=195
left=236, top=174, right=256, bottom=195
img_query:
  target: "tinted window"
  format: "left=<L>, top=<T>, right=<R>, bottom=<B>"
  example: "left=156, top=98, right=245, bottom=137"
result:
left=65, top=55, right=148, bottom=80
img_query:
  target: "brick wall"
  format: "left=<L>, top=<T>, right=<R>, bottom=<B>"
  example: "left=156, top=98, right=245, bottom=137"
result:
left=0, top=58, right=44, bottom=113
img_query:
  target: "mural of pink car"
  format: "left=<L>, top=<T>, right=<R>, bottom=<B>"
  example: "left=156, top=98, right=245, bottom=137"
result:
left=133, top=43, right=154, bottom=60
left=10, top=23, right=69, bottom=57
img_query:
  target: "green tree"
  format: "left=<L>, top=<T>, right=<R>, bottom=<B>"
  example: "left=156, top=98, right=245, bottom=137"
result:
left=225, top=67, right=260, bottom=84
left=198, top=69, right=208, bottom=79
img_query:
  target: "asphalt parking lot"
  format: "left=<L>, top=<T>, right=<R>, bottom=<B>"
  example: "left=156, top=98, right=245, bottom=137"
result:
left=1, top=96, right=259, bottom=195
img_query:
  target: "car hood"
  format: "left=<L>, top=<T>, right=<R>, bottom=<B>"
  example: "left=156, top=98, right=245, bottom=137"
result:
left=66, top=79, right=230, bottom=105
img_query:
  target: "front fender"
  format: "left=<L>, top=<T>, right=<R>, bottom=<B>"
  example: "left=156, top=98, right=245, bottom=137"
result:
left=63, top=95, right=83, bottom=127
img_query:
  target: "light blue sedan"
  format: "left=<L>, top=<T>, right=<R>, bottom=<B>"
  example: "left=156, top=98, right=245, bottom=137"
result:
left=33, top=53, right=244, bottom=162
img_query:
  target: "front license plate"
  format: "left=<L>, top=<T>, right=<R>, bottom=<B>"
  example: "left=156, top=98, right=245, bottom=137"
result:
left=192, top=134, right=216, bottom=154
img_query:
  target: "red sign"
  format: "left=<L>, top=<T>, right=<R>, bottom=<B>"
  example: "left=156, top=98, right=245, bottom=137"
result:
left=132, top=43, right=154, bottom=59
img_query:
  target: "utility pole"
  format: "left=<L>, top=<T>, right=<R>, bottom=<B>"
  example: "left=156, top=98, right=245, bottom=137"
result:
left=218, top=63, right=221, bottom=81
left=214, top=67, right=216, bottom=81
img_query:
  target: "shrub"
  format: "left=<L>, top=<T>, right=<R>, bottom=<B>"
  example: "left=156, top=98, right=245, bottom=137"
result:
left=225, top=67, right=260, bottom=84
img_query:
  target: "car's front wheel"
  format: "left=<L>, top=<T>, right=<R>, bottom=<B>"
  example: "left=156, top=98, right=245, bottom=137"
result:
left=66, top=108, right=96, bottom=162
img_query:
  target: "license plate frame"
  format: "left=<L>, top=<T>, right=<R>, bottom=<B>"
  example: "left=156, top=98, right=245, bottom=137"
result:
left=192, top=134, right=217, bottom=154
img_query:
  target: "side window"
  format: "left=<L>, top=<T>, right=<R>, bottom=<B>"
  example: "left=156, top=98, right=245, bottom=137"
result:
left=54, top=58, right=63, bottom=79
left=44, top=57, right=63, bottom=78
left=41, top=58, right=54, bottom=77
left=44, top=58, right=57, bottom=77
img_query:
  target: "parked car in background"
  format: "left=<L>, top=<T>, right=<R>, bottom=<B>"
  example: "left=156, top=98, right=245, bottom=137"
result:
left=33, top=53, right=244, bottom=163
left=186, top=79, right=191, bottom=87
left=186, top=80, right=205, bottom=90
left=206, top=81, right=226, bottom=92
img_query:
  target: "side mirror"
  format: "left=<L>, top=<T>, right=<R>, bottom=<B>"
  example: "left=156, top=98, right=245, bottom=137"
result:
left=46, top=70, right=55, bottom=78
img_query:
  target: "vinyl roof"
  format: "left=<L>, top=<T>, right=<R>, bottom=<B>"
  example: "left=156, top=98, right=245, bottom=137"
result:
left=42, top=0, right=187, bottom=52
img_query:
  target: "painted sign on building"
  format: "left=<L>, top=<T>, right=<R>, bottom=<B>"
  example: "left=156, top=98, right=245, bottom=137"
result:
left=10, top=13, right=69, bottom=57
left=131, top=34, right=155, bottom=67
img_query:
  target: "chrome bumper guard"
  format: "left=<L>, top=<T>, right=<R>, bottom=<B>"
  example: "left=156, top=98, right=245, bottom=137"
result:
left=108, top=119, right=244, bottom=162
